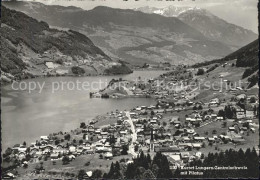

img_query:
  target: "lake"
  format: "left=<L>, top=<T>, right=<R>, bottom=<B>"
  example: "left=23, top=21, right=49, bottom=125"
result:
left=1, top=70, right=165, bottom=150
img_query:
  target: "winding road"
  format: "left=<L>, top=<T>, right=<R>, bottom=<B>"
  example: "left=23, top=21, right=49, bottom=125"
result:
left=125, top=111, right=138, bottom=157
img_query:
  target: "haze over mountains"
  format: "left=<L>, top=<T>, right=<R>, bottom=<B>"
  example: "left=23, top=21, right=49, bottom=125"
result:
left=3, top=1, right=255, bottom=67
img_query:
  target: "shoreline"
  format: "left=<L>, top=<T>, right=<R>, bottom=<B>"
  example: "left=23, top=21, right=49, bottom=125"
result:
left=1, top=70, right=165, bottom=152
left=1, top=69, right=169, bottom=87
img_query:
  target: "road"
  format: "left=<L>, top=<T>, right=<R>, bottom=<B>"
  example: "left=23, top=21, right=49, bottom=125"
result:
left=125, top=111, right=138, bottom=157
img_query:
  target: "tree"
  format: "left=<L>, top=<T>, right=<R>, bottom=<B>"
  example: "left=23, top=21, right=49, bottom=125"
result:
left=64, top=134, right=71, bottom=141
left=80, top=122, right=86, bottom=128
left=142, top=169, right=156, bottom=179
left=153, top=152, right=173, bottom=178
left=121, top=145, right=128, bottom=155
left=222, top=121, right=227, bottom=128
left=92, top=169, right=102, bottom=178
left=218, top=109, right=225, bottom=119
left=250, top=97, right=256, bottom=103
left=99, top=154, right=103, bottom=159
left=55, top=139, right=60, bottom=145
left=85, top=161, right=90, bottom=166
left=79, top=139, right=83, bottom=144
left=109, top=134, right=116, bottom=145
left=196, top=68, right=205, bottom=75
left=125, top=163, right=135, bottom=179
left=105, top=162, right=121, bottom=179
left=71, top=66, right=85, bottom=75
left=163, top=122, right=167, bottom=126
left=78, top=169, right=86, bottom=179
left=62, top=156, right=70, bottom=165
left=134, top=145, right=139, bottom=152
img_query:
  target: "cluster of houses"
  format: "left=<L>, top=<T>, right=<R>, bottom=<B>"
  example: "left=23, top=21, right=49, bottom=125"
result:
left=3, top=66, right=259, bottom=178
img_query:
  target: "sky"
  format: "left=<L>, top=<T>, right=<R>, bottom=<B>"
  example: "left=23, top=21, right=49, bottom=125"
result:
left=20, top=0, right=259, bottom=33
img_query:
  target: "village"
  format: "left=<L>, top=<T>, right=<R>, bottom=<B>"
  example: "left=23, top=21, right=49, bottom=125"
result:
left=2, top=61, right=259, bottom=179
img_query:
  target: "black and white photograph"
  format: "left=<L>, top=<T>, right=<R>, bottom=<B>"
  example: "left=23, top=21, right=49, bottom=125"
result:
left=1, top=0, right=259, bottom=179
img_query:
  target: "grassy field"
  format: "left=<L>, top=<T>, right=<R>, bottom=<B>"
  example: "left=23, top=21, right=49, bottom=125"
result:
left=16, top=153, right=132, bottom=178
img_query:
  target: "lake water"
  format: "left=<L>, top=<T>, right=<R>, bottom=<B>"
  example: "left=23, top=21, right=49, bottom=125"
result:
left=1, top=71, right=165, bottom=150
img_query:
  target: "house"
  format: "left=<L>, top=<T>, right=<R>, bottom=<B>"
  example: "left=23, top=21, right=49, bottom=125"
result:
left=195, top=152, right=202, bottom=158
left=211, top=114, right=217, bottom=119
left=120, top=130, right=127, bottom=136
left=192, top=143, right=202, bottom=150
left=45, top=62, right=55, bottom=69
left=2, top=172, right=16, bottom=179
left=18, top=147, right=27, bottom=153
left=178, top=143, right=192, bottom=149
left=150, top=120, right=157, bottom=125
left=194, top=137, right=205, bottom=142
left=83, top=171, right=93, bottom=179
left=69, top=146, right=76, bottom=153
left=35, top=151, right=43, bottom=157
left=207, top=137, right=215, bottom=143
left=204, top=115, right=211, bottom=120
left=180, top=152, right=190, bottom=162
left=50, top=153, right=59, bottom=160
left=154, top=146, right=180, bottom=154
left=185, top=128, right=195, bottom=134
left=250, top=128, right=256, bottom=133
left=236, top=94, right=246, bottom=100
left=95, top=129, right=101, bottom=134
left=68, top=155, right=76, bottom=160
left=182, top=137, right=190, bottom=142
left=104, top=152, right=113, bottom=160
left=234, top=106, right=245, bottom=119
left=169, top=154, right=181, bottom=162
left=216, top=116, right=224, bottom=121
left=18, top=152, right=26, bottom=160
left=40, top=136, right=49, bottom=141
left=232, top=138, right=245, bottom=143
left=245, top=105, right=255, bottom=119
left=228, top=127, right=235, bottom=132
left=209, top=98, right=219, bottom=106
left=101, top=132, right=108, bottom=139
left=88, top=125, right=95, bottom=133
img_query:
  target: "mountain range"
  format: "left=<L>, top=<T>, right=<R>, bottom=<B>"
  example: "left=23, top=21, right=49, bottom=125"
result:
left=1, top=6, right=132, bottom=83
left=3, top=1, right=252, bottom=67
left=135, top=6, right=257, bottom=48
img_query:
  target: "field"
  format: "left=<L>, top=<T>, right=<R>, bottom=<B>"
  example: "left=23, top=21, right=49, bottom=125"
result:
left=16, top=153, right=132, bottom=179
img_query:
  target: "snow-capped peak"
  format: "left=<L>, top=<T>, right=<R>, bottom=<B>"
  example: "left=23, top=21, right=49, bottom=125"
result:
left=134, top=5, right=203, bottom=17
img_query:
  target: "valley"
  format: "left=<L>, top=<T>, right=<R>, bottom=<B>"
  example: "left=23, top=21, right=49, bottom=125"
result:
left=3, top=1, right=252, bottom=67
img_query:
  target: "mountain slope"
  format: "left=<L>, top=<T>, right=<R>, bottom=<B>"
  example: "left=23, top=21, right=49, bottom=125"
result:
left=1, top=6, right=132, bottom=83
left=224, top=39, right=259, bottom=67
left=193, top=39, right=258, bottom=89
left=192, top=39, right=259, bottom=68
left=135, top=6, right=257, bottom=48
left=3, top=1, right=234, bottom=66
left=178, top=8, right=257, bottom=48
